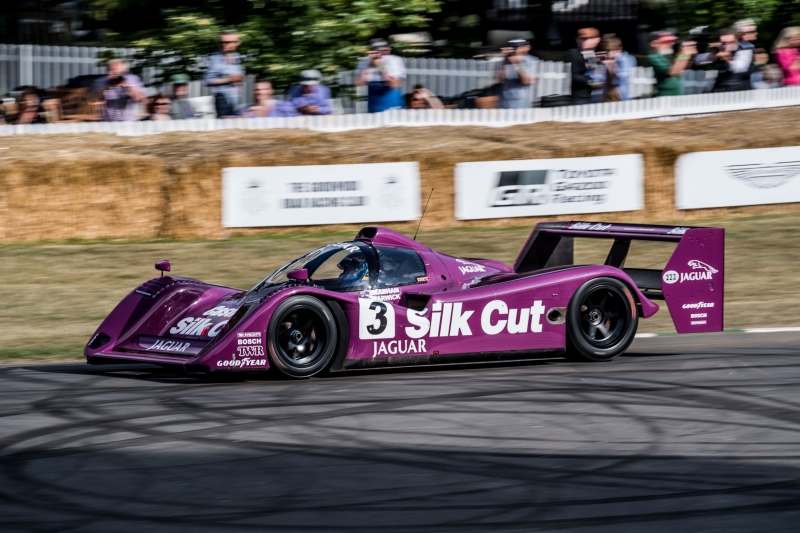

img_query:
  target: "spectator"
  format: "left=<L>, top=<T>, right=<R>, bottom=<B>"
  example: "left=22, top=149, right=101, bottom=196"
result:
left=599, top=34, right=637, bottom=101
left=648, top=31, right=697, bottom=97
left=288, top=70, right=332, bottom=115
left=205, top=30, right=245, bottom=118
left=749, top=48, right=773, bottom=89
left=712, top=28, right=753, bottom=92
left=497, top=38, right=538, bottom=109
left=14, top=89, right=58, bottom=124
left=407, top=84, right=444, bottom=109
left=753, top=64, right=784, bottom=89
left=91, top=59, right=146, bottom=121
left=238, top=80, right=299, bottom=118
left=356, top=39, right=406, bottom=112
left=169, top=74, right=197, bottom=120
left=142, top=93, right=172, bottom=121
left=567, top=28, right=603, bottom=105
left=773, top=27, right=800, bottom=86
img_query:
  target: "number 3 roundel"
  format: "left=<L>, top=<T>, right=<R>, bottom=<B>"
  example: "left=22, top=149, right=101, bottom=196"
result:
left=358, top=299, right=396, bottom=340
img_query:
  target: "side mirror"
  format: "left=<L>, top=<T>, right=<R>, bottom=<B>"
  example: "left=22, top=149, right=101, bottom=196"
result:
left=287, top=268, right=309, bottom=281
left=155, top=260, right=171, bottom=277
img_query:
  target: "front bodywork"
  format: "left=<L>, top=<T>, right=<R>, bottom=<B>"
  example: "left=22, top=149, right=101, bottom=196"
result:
left=86, top=222, right=724, bottom=373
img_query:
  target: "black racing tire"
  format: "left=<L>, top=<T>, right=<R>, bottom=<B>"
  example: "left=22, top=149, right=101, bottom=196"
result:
left=267, top=296, right=338, bottom=378
left=565, top=277, right=638, bottom=362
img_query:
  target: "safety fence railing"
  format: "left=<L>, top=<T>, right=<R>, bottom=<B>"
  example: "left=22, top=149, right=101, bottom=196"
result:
left=3, top=84, right=798, bottom=136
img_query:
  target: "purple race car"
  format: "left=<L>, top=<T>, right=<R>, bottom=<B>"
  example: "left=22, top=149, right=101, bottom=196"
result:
left=85, top=222, right=724, bottom=378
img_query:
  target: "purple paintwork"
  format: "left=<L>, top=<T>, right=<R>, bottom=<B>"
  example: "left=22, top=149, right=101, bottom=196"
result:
left=85, top=221, right=725, bottom=374
left=155, top=260, right=171, bottom=273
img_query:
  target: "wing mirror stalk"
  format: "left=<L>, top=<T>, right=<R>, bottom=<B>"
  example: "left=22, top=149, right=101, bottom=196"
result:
left=155, top=260, right=171, bottom=277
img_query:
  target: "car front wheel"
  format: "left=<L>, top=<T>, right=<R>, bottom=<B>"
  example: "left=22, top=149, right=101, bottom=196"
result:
left=267, top=296, right=338, bottom=378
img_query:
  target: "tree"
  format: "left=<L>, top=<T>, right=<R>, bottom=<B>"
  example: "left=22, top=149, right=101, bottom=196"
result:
left=128, top=0, right=441, bottom=90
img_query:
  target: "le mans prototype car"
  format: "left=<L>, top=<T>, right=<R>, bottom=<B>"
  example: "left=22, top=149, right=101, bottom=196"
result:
left=85, top=222, right=724, bottom=378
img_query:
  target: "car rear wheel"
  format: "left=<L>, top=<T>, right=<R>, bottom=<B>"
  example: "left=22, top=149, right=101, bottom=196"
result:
left=267, top=296, right=338, bottom=378
left=566, top=277, right=638, bottom=362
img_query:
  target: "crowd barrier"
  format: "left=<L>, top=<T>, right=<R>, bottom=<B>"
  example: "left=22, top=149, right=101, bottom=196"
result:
left=3, top=85, right=800, bottom=137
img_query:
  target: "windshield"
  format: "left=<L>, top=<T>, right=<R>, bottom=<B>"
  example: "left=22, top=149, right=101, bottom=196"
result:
left=251, top=242, right=377, bottom=293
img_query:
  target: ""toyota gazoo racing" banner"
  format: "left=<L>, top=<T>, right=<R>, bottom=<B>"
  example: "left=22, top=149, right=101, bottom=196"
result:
left=223, top=163, right=421, bottom=227
left=454, top=154, right=644, bottom=220
left=676, top=146, right=800, bottom=209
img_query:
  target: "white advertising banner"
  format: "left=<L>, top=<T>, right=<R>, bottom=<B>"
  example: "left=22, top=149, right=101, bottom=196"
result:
left=455, top=154, right=644, bottom=220
left=222, top=163, right=421, bottom=227
left=676, top=146, right=800, bottom=209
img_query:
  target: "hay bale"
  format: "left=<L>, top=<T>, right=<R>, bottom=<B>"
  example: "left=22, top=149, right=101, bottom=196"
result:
left=1, top=108, right=800, bottom=243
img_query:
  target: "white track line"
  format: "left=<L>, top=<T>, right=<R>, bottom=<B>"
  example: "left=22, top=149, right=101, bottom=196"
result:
left=743, top=327, right=800, bottom=334
left=637, top=326, right=800, bottom=338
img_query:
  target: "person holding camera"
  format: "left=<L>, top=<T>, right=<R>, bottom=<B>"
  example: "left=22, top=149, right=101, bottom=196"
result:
left=356, top=39, right=406, bottom=113
left=711, top=29, right=753, bottom=92
left=205, top=30, right=245, bottom=118
left=497, top=38, right=538, bottom=109
left=91, top=59, right=145, bottom=121
left=648, top=31, right=697, bottom=97
left=567, top=28, right=604, bottom=105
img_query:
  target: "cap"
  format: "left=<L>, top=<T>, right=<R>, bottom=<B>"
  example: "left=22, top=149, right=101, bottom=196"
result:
left=577, top=28, right=600, bottom=39
left=170, top=73, right=191, bottom=84
left=507, top=38, right=530, bottom=48
left=370, top=38, right=390, bottom=50
left=648, top=31, right=677, bottom=43
left=300, top=69, right=322, bottom=85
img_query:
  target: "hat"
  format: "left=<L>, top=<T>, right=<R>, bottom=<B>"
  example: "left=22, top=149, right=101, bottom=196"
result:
left=370, top=38, right=390, bottom=50
left=577, top=28, right=600, bottom=39
left=648, top=31, right=677, bottom=43
left=170, top=73, right=191, bottom=84
left=507, top=38, right=530, bottom=48
left=300, top=69, right=322, bottom=86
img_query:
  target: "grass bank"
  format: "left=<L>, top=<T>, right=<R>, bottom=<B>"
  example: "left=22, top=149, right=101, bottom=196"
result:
left=2, top=212, right=797, bottom=363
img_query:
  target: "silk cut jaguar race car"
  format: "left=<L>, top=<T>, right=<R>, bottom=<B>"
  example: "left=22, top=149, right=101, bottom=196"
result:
left=85, top=222, right=724, bottom=378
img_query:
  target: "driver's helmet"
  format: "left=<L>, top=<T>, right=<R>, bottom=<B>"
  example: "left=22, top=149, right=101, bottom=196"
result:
left=337, top=254, right=369, bottom=286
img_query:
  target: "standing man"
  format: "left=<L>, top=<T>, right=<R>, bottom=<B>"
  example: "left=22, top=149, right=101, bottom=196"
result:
left=356, top=38, right=406, bottom=112
left=498, top=38, right=538, bottom=109
left=205, top=30, right=245, bottom=118
left=567, top=28, right=603, bottom=105
left=169, top=74, right=197, bottom=119
left=648, top=31, right=697, bottom=97
left=288, top=70, right=332, bottom=115
left=91, top=59, right=146, bottom=121
left=713, top=28, right=753, bottom=92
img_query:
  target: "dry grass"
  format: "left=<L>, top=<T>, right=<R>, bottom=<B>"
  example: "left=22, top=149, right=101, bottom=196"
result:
left=1, top=211, right=798, bottom=362
left=2, top=108, right=800, bottom=242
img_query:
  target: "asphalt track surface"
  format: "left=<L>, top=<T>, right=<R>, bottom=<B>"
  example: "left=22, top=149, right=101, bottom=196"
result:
left=2, top=332, right=800, bottom=532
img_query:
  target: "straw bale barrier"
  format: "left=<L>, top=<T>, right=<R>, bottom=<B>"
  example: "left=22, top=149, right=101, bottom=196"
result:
left=1, top=108, right=800, bottom=243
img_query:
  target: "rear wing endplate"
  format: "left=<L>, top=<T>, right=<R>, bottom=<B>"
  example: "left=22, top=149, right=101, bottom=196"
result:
left=514, top=222, right=724, bottom=334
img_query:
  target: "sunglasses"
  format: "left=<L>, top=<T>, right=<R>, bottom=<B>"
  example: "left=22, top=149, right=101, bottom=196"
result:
left=222, top=40, right=239, bottom=44
left=155, top=101, right=171, bottom=106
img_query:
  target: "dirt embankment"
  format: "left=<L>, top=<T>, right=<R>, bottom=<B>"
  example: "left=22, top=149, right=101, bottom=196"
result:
left=1, top=108, right=800, bottom=243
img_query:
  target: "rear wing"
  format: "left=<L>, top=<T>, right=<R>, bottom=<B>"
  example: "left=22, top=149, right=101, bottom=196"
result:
left=514, top=222, right=724, bottom=334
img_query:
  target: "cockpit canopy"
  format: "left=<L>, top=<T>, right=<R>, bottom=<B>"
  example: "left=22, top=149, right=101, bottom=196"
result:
left=251, top=241, right=427, bottom=293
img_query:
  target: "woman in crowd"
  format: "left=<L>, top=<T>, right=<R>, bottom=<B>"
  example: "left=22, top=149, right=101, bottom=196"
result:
left=142, top=93, right=173, bottom=121
left=14, top=88, right=58, bottom=124
left=773, top=27, right=800, bottom=86
left=407, top=84, right=444, bottom=109
left=238, top=80, right=298, bottom=118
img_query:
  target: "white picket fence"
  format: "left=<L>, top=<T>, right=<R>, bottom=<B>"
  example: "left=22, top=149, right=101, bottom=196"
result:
left=2, top=42, right=701, bottom=109
left=4, top=85, right=799, bottom=136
